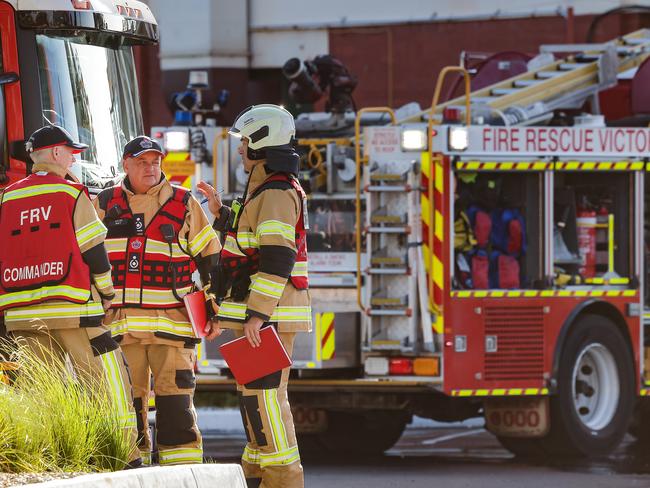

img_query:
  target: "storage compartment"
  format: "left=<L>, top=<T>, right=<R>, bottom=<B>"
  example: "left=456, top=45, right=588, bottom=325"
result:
left=554, top=172, right=632, bottom=284
left=453, top=171, right=543, bottom=289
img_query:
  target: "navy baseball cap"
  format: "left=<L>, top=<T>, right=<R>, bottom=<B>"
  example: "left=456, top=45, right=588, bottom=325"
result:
left=26, top=125, right=88, bottom=154
left=123, top=136, right=164, bottom=158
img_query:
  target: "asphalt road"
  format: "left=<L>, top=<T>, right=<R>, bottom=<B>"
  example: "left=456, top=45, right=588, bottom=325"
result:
left=197, top=409, right=650, bottom=487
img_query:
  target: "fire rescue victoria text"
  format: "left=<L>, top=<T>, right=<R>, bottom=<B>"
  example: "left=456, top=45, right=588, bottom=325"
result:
left=480, top=127, right=650, bottom=155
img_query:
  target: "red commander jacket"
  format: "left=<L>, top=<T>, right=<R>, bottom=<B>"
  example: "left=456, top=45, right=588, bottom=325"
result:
left=0, top=163, right=115, bottom=330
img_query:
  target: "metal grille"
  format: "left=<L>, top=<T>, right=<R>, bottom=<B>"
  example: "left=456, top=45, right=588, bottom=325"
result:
left=484, top=306, right=544, bottom=381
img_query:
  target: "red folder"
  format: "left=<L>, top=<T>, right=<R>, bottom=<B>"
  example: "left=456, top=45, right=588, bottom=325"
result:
left=183, top=290, right=208, bottom=338
left=219, top=326, right=292, bottom=385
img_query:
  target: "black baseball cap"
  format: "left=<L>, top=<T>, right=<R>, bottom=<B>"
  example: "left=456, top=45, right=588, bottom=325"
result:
left=26, top=125, right=88, bottom=154
left=122, top=136, right=164, bottom=158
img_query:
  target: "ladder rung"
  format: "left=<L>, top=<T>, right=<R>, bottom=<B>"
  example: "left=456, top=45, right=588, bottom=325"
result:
left=371, top=215, right=405, bottom=225
left=558, top=63, right=580, bottom=70
left=371, top=297, right=407, bottom=307
left=624, top=37, right=650, bottom=46
left=367, top=268, right=409, bottom=275
left=370, top=256, right=405, bottom=266
left=575, top=54, right=601, bottom=62
left=491, top=88, right=519, bottom=96
left=368, top=309, right=410, bottom=316
left=367, top=227, right=409, bottom=234
left=513, top=79, right=541, bottom=88
left=369, top=340, right=406, bottom=350
left=536, top=71, right=564, bottom=79
left=471, top=96, right=497, bottom=104
left=370, top=173, right=407, bottom=181
left=366, top=185, right=411, bottom=193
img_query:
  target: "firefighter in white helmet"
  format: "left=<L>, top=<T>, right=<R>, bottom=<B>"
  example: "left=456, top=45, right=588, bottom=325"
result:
left=200, top=104, right=311, bottom=488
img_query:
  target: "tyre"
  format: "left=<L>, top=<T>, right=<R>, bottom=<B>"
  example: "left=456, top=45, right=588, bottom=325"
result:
left=542, top=313, right=635, bottom=457
left=627, top=398, right=650, bottom=445
left=299, top=410, right=409, bottom=457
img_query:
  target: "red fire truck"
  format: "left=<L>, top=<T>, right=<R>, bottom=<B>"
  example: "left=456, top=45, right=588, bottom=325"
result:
left=155, top=29, right=650, bottom=458
left=0, top=0, right=158, bottom=191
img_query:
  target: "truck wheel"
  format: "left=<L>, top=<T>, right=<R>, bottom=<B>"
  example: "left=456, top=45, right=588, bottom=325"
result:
left=314, top=410, right=410, bottom=456
left=543, top=313, right=634, bottom=457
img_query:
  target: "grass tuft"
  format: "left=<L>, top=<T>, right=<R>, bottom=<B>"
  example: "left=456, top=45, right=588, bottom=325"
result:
left=0, top=339, right=134, bottom=473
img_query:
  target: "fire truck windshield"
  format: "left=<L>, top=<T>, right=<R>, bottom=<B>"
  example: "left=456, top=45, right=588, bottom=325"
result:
left=35, top=34, right=143, bottom=189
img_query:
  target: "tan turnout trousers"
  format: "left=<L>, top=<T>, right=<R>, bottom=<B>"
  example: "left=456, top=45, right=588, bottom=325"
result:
left=120, top=342, right=202, bottom=465
left=236, top=330, right=303, bottom=488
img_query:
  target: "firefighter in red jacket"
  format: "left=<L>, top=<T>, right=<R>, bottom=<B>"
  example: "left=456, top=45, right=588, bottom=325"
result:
left=0, top=125, right=141, bottom=468
left=94, top=136, right=221, bottom=466
left=200, top=104, right=311, bottom=488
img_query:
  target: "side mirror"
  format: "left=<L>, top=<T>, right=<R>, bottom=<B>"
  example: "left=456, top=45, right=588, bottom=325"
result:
left=0, top=72, right=18, bottom=86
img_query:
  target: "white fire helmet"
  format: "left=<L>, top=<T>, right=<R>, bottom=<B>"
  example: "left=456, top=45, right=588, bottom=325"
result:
left=229, top=104, right=295, bottom=153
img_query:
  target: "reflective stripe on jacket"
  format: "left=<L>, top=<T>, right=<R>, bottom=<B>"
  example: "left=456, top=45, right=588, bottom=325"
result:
left=0, top=173, right=92, bottom=310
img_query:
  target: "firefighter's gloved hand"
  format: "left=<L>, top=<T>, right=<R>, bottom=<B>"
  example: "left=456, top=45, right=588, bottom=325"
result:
left=205, top=320, right=223, bottom=341
left=244, top=316, right=264, bottom=348
left=197, top=181, right=222, bottom=217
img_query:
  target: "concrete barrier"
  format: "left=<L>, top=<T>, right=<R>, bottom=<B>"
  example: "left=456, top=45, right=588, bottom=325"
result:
left=23, top=464, right=246, bottom=488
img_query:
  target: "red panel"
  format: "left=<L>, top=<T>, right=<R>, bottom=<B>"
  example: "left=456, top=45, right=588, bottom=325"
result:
left=443, top=295, right=640, bottom=394
left=631, top=57, right=650, bottom=115
left=0, top=1, right=25, bottom=187
left=599, top=81, right=632, bottom=121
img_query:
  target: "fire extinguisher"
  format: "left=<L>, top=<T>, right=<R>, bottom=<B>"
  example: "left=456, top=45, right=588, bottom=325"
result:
left=577, top=204, right=597, bottom=278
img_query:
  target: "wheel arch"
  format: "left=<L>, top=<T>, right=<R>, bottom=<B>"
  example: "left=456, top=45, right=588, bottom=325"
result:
left=550, top=300, right=634, bottom=390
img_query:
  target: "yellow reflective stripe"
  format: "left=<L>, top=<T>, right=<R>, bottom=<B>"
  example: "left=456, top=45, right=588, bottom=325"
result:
left=216, top=302, right=247, bottom=320
left=256, top=220, right=295, bottom=242
left=223, top=235, right=246, bottom=256
left=242, top=446, right=260, bottom=464
left=291, top=261, right=308, bottom=277
left=217, top=302, right=312, bottom=322
left=114, top=286, right=193, bottom=306
left=140, top=286, right=193, bottom=305
left=188, top=224, right=218, bottom=257
left=0, top=285, right=90, bottom=309
left=271, top=306, right=312, bottom=322
left=145, top=239, right=188, bottom=258
left=141, top=452, right=152, bottom=466
left=75, top=219, right=107, bottom=248
left=93, top=270, right=113, bottom=290
left=104, top=238, right=128, bottom=253
left=236, top=231, right=259, bottom=248
left=264, top=390, right=288, bottom=451
left=251, top=277, right=285, bottom=299
left=110, top=316, right=194, bottom=337
left=259, top=445, right=300, bottom=467
left=2, top=183, right=80, bottom=203
left=158, top=447, right=203, bottom=464
left=100, top=350, right=134, bottom=430
left=4, top=301, right=104, bottom=321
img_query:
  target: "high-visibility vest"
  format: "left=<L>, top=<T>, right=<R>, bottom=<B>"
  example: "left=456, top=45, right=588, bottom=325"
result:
left=0, top=173, right=91, bottom=310
left=98, top=185, right=195, bottom=309
left=220, top=173, right=309, bottom=292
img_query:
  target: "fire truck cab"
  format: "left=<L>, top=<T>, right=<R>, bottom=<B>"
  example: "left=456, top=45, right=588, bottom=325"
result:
left=0, top=0, right=158, bottom=192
